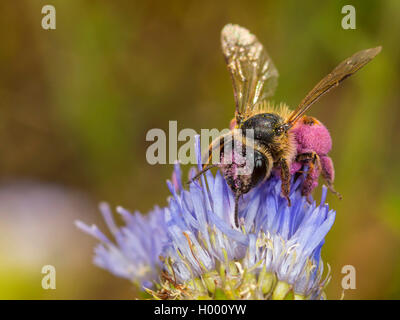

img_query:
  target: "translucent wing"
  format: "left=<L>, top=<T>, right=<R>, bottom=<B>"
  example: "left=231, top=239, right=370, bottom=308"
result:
left=221, top=24, right=279, bottom=126
left=285, top=46, right=382, bottom=128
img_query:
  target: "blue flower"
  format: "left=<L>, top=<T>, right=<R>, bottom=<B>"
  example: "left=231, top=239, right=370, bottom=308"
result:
left=76, top=202, right=167, bottom=289
left=158, top=135, right=335, bottom=299
left=78, top=135, right=336, bottom=299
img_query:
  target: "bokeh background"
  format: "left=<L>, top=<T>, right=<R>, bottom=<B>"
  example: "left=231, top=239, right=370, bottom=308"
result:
left=0, top=0, right=399, bottom=299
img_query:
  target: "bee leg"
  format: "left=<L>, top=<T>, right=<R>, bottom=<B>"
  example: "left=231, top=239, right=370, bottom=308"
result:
left=320, top=155, right=343, bottom=200
left=296, top=152, right=321, bottom=199
left=279, top=158, right=291, bottom=206
left=187, top=164, right=218, bottom=185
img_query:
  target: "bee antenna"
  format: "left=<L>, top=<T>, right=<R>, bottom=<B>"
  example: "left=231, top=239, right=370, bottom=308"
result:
left=281, top=123, right=291, bottom=132
left=186, top=164, right=218, bottom=185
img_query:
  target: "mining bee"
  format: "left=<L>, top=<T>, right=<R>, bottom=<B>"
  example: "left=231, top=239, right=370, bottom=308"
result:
left=190, top=24, right=381, bottom=227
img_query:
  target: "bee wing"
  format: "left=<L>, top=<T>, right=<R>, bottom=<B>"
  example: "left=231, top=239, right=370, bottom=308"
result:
left=285, top=46, right=382, bottom=128
left=221, top=24, right=279, bottom=126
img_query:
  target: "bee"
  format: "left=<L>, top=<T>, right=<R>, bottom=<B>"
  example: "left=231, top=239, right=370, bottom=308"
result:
left=190, top=24, right=381, bottom=227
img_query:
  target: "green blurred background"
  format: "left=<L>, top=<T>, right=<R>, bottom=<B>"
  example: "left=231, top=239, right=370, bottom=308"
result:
left=0, top=0, right=399, bottom=299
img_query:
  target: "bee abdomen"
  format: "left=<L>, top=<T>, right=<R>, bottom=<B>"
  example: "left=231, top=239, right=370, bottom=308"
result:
left=292, top=116, right=332, bottom=155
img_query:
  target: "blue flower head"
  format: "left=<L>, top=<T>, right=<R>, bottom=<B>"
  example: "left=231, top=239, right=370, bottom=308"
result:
left=76, top=202, right=167, bottom=289
left=77, top=135, right=336, bottom=299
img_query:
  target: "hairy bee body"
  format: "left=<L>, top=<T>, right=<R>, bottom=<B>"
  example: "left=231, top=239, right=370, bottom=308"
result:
left=290, top=115, right=336, bottom=198
left=229, top=102, right=335, bottom=199
left=190, top=24, right=380, bottom=226
left=220, top=144, right=269, bottom=196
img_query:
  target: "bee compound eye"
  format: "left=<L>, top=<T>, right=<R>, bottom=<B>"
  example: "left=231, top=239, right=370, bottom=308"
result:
left=251, top=156, right=267, bottom=188
left=275, top=126, right=284, bottom=136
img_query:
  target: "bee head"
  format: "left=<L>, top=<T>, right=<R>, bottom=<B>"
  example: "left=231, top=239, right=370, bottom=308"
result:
left=241, top=113, right=287, bottom=145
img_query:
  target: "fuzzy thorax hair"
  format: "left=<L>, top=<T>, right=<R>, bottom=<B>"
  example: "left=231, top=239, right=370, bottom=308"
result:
left=251, top=100, right=293, bottom=122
